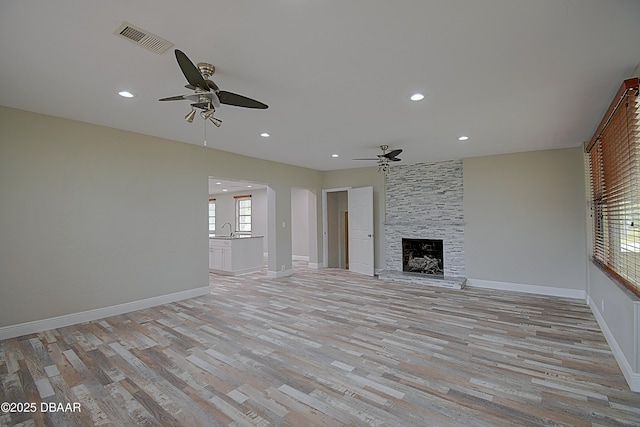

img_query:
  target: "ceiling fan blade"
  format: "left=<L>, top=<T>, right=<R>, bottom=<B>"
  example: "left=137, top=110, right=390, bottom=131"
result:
left=390, top=157, right=402, bottom=162
left=383, top=149, right=403, bottom=159
left=159, top=94, right=200, bottom=102
left=218, top=91, right=268, bottom=109
left=206, top=79, right=220, bottom=92
left=175, top=49, right=209, bottom=91
left=159, top=95, right=188, bottom=101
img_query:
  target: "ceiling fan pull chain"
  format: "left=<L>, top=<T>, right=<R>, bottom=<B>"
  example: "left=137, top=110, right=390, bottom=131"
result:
left=204, top=118, right=207, bottom=146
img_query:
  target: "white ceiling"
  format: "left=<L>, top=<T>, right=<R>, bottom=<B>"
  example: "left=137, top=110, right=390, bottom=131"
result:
left=1, top=1, right=639, bottom=171
left=208, top=177, right=266, bottom=195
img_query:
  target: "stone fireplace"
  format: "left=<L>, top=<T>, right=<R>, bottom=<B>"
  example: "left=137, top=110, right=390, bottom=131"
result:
left=379, top=160, right=467, bottom=289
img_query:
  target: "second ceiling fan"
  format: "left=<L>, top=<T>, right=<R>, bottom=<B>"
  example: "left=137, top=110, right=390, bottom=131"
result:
left=354, top=145, right=403, bottom=174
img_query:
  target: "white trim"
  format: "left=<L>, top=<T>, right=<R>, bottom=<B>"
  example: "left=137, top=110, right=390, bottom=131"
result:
left=209, top=266, right=262, bottom=276
left=589, top=298, right=640, bottom=392
left=467, top=278, right=586, bottom=300
left=267, top=268, right=294, bottom=279
left=292, top=255, right=310, bottom=261
left=308, top=262, right=322, bottom=269
left=0, top=286, right=211, bottom=341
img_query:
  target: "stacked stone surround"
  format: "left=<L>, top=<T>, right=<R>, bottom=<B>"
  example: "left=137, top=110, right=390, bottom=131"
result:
left=384, top=159, right=465, bottom=278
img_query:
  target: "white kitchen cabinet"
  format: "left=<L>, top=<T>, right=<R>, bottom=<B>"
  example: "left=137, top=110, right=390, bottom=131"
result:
left=209, top=236, right=264, bottom=275
left=210, top=240, right=232, bottom=271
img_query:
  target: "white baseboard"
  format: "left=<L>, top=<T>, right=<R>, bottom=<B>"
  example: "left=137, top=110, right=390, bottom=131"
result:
left=589, top=299, right=640, bottom=392
left=292, top=255, right=310, bottom=261
left=209, top=266, right=262, bottom=276
left=467, top=278, right=586, bottom=300
left=267, top=269, right=294, bottom=279
left=308, top=262, right=322, bottom=269
left=0, top=286, right=211, bottom=341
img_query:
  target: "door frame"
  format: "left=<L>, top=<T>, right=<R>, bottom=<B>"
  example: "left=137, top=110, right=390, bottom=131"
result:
left=322, top=187, right=351, bottom=268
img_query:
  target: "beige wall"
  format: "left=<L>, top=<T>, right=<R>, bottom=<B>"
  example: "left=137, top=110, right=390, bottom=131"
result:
left=291, top=187, right=311, bottom=258
left=0, top=107, right=322, bottom=327
left=463, top=147, right=587, bottom=290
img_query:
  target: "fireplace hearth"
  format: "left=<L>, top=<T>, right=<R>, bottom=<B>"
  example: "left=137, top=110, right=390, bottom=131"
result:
left=402, top=238, right=444, bottom=276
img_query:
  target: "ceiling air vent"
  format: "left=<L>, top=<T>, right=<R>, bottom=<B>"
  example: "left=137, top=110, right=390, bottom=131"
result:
left=114, top=22, right=173, bottom=54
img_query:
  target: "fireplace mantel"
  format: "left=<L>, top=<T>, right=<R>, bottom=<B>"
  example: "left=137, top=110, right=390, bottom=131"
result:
left=385, top=221, right=466, bottom=227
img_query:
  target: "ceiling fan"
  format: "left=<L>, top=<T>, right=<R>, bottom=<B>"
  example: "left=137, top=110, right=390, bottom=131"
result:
left=353, top=145, right=403, bottom=173
left=159, top=49, right=268, bottom=127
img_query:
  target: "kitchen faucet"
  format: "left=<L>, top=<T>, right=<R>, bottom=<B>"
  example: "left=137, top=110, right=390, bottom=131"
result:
left=221, top=222, right=233, bottom=237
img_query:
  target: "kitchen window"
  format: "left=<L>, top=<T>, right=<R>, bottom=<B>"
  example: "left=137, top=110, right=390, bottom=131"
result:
left=209, top=198, right=216, bottom=233
left=235, top=195, right=251, bottom=235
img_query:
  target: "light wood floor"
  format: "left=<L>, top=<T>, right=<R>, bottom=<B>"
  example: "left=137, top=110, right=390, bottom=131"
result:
left=2, top=263, right=639, bottom=426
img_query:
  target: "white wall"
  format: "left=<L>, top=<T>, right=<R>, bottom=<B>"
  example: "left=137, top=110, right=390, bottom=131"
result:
left=587, top=263, right=639, bottom=390
left=463, top=148, right=587, bottom=294
left=0, top=106, right=322, bottom=330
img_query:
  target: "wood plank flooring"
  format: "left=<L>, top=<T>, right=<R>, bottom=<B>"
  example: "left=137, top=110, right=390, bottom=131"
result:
left=2, top=263, right=640, bottom=426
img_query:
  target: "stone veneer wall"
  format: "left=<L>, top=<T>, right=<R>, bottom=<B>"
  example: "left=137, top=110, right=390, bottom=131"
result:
left=384, top=160, right=465, bottom=277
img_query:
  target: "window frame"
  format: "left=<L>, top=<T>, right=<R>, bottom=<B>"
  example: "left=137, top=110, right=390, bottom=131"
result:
left=586, top=77, right=640, bottom=297
left=235, top=195, right=252, bottom=235
left=208, top=198, right=216, bottom=234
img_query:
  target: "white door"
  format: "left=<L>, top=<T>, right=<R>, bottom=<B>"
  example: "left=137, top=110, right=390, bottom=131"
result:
left=348, top=186, right=374, bottom=276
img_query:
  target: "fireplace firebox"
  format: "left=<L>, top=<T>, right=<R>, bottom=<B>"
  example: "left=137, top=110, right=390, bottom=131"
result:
left=402, top=238, right=444, bottom=276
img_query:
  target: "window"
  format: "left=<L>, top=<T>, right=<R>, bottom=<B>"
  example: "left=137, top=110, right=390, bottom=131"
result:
left=235, top=195, right=251, bottom=235
left=208, top=198, right=216, bottom=233
left=586, top=77, right=640, bottom=297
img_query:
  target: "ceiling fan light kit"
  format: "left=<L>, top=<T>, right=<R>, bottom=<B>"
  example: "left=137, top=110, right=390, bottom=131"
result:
left=159, top=49, right=268, bottom=132
left=184, top=108, right=196, bottom=123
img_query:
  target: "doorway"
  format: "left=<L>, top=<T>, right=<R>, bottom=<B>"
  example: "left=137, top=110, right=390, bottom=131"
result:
left=208, top=177, right=269, bottom=270
left=322, top=186, right=374, bottom=275
left=342, top=211, right=349, bottom=269
left=291, top=187, right=319, bottom=270
left=324, top=189, right=349, bottom=269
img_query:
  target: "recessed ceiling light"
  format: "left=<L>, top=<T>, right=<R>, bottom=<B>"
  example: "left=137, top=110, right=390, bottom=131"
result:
left=222, top=189, right=228, bottom=192
left=247, top=185, right=253, bottom=188
left=216, top=182, right=222, bottom=185
left=458, top=136, right=469, bottom=141
left=331, top=154, right=339, bottom=158
left=260, top=132, right=270, bottom=138
left=410, top=93, right=424, bottom=101
left=118, top=91, right=135, bottom=98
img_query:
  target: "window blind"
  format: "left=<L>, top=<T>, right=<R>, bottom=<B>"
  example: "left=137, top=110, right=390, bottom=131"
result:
left=587, top=77, right=640, bottom=297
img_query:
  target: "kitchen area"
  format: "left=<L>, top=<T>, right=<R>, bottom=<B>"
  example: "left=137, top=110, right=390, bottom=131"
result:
left=208, top=178, right=267, bottom=275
